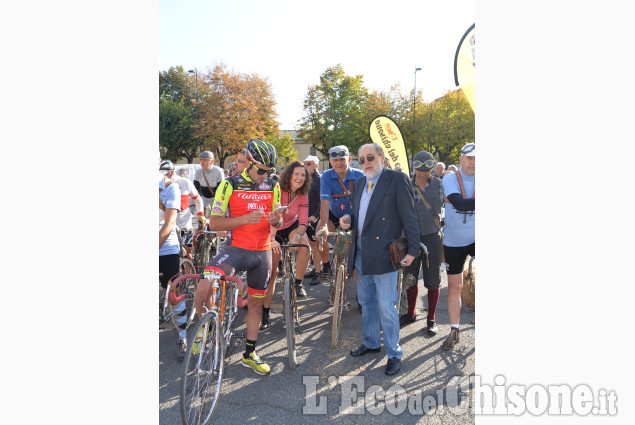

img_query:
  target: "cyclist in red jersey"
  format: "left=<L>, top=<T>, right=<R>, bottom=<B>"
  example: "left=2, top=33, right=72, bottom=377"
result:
left=193, top=139, right=283, bottom=375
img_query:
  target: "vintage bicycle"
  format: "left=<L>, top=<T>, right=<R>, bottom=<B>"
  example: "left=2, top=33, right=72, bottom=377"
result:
left=176, top=266, right=248, bottom=425
left=277, top=241, right=310, bottom=369
left=317, top=227, right=353, bottom=348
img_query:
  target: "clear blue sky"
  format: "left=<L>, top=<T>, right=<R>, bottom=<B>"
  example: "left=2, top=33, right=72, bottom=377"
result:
left=159, top=0, right=475, bottom=129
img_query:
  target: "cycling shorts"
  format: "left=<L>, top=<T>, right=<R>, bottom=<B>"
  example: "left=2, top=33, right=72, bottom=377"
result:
left=443, top=242, right=475, bottom=275
left=206, top=245, right=272, bottom=297
left=159, top=254, right=180, bottom=289
left=328, top=210, right=341, bottom=228
left=274, top=219, right=299, bottom=244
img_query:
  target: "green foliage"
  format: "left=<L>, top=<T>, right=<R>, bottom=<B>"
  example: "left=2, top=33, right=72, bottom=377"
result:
left=265, top=132, right=297, bottom=169
left=298, top=64, right=370, bottom=158
left=159, top=95, right=199, bottom=163
left=159, top=66, right=195, bottom=102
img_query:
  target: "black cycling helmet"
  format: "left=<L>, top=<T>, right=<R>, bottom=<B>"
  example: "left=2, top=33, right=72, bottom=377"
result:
left=159, top=160, right=175, bottom=170
left=246, top=138, right=278, bottom=168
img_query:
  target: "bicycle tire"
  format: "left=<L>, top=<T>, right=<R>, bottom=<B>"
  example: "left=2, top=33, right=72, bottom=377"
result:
left=179, top=258, right=198, bottom=329
left=283, top=276, right=297, bottom=369
left=331, top=264, right=345, bottom=348
left=180, top=313, right=224, bottom=425
left=396, top=268, right=406, bottom=315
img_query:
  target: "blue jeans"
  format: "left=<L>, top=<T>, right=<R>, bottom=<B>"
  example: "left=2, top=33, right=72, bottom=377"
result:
left=354, top=248, right=402, bottom=359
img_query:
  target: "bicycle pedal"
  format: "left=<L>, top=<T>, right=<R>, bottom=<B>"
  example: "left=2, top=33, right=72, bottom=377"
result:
left=231, top=332, right=246, bottom=346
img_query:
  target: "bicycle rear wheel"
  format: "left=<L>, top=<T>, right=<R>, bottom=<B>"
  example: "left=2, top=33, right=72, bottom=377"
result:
left=283, top=276, right=297, bottom=369
left=178, top=258, right=198, bottom=329
left=331, top=264, right=345, bottom=348
left=180, top=313, right=224, bottom=425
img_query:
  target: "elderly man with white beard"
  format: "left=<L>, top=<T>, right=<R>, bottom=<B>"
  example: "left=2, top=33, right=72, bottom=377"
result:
left=339, top=142, right=419, bottom=376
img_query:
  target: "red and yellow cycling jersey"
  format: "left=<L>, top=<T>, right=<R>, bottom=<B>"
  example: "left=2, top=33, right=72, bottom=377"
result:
left=211, top=170, right=281, bottom=251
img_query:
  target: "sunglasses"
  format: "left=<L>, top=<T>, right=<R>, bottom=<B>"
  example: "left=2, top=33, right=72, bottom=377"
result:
left=358, top=154, right=376, bottom=165
left=413, top=159, right=435, bottom=170
left=251, top=162, right=274, bottom=175
left=461, top=143, right=475, bottom=154
left=303, top=162, right=313, bottom=166
left=329, top=150, right=348, bottom=158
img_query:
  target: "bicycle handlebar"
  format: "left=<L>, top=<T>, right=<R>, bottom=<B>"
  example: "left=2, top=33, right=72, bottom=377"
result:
left=278, top=243, right=310, bottom=250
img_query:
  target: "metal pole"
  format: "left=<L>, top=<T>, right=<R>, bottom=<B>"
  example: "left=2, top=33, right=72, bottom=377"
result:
left=412, top=67, right=422, bottom=164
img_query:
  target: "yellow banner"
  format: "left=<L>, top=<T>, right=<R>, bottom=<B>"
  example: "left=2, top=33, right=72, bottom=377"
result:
left=454, top=24, right=475, bottom=113
left=368, top=115, right=410, bottom=177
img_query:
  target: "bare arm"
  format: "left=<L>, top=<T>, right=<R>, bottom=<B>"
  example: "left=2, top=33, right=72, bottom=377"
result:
left=317, top=199, right=331, bottom=230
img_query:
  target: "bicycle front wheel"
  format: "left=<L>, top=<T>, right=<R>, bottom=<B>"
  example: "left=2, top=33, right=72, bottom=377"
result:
left=331, top=264, right=345, bottom=348
left=283, top=276, right=297, bottom=369
left=396, top=268, right=406, bottom=315
left=178, top=258, right=198, bottom=329
left=180, top=313, right=224, bottom=425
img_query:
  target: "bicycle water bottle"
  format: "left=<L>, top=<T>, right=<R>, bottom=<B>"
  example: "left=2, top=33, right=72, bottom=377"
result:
left=210, top=278, right=220, bottom=307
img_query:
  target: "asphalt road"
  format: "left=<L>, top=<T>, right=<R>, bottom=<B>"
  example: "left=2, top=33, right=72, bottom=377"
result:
left=160, top=266, right=475, bottom=425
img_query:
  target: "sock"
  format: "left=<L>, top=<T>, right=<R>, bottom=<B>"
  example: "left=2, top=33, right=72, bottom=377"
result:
left=262, top=307, right=270, bottom=317
left=451, top=324, right=459, bottom=329
left=426, top=288, right=440, bottom=321
left=244, top=338, right=257, bottom=358
left=295, top=278, right=302, bottom=286
left=172, top=300, right=187, bottom=340
left=406, top=285, right=418, bottom=318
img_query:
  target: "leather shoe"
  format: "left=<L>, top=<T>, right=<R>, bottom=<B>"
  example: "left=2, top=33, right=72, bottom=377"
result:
left=426, top=320, right=438, bottom=335
left=385, top=358, right=401, bottom=375
left=399, top=314, right=416, bottom=327
left=350, top=344, right=380, bottom=357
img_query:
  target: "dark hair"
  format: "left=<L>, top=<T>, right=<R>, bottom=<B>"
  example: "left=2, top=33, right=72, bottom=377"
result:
left=279, top=160, right=311, bottom=195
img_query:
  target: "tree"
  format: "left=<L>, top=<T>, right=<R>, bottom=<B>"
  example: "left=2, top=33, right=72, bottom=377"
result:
left=194, top=64, right=280, bottom=166
left=298, top=64, right=370, bottom=158
left=265, top=132, right=297, bottom=169
left=159, top=66, right=195, bottom=102
left=419, top=89, right=475, bottom=165
left=159, top=66, right=201, bottom=162
left=159, top=95, right=198, bottom=163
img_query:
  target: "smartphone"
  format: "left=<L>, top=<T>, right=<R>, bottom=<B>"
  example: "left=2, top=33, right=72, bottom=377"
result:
left=273, top=206, right=289, bottom=214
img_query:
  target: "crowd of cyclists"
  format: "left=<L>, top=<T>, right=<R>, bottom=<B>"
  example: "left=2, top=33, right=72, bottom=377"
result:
left=159, top=136, right=475, bottom=375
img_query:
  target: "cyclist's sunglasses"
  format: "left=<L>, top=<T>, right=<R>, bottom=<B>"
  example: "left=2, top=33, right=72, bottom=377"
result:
left=461, top=143, right=475, bottom=154
left=329, top=150, right=348, bottom=158
left=358, top=155, right=376, bottom=165
left=413, top=159, right=435, bottom=170
left=251, top=162, right=274, bottom=175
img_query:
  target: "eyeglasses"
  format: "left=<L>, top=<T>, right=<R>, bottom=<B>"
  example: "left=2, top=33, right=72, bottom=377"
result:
left=358, top=155, right=376, bottom=165
left=329, top=149, right=348, bottom=158
left=461, top=143, right=475, bottom=154
left=413, top=159, right=435, bottom=170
